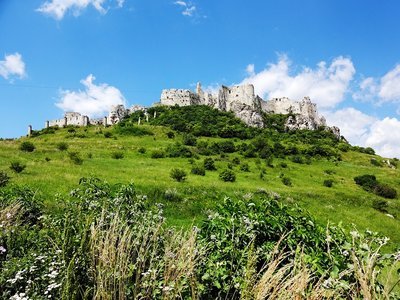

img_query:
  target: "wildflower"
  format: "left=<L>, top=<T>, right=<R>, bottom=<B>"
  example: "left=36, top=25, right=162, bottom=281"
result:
left=350, top=231, right=359, bottom=238
left=0, top=245, right=6, bottom=254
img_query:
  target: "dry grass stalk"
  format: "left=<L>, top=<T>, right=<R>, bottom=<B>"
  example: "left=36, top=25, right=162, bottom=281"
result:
left=0, top=201, right=23, bottom=228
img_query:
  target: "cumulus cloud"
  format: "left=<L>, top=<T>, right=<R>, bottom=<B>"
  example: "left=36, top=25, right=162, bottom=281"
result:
left=325, top=108, right=400, bottom=158
left=241, top=55, right=356, bottom=109
left=56, top=74, right=127, bottom=117
left=0, top=53, right=26, bottom=80
left=354, top=64, right=400, bottom=109
left=174, top=1, right=197, bottom=17
left=37, top=0, right=124, bottom=20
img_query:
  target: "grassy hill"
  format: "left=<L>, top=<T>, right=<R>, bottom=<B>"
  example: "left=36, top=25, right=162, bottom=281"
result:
left=1, top=105, right=399, bottom=298
left=1, top=105, right=399, bottom=245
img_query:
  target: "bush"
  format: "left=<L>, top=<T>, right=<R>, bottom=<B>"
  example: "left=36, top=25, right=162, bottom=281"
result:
left=164, top=188, right=182, bottom=201
left=151, top=150, right=165, bottom=159
left=239, top=163, right=250, bottom=172
left=282, top=176, right=292, bottom=186
left=219, top=169, right=236, bottom=182
left=0, top=171, right=10, bottom=187
left=291, top=155, right=304, bottom=164
left=56, top=142, right=68, bottom=151
left=20, top=141, right=35, bottom=152
left=191, top=165, right=206, bottom=176
left=104, top=131, right=113, bottom=138
left=370, top=158, right=383, bottom=167
left=374, top=184, right=397, bottom=199
left=204, top=158, right=216, bottom=170
left=10, top=161, right=26, bottom=173
left=372, top=199, right=389, bottom=212
left=324, top=169, right=336, bottom=175
left=170, top=168, right=187, bottom=182
left=111, top=151, right=124, bottom=159
left=68, top=152, right=83, bottom=165
left=182, top=133, right=197, bottom=146
left=166, top=143, right=193, bottom=158
left=354, top=174, right=377, bottom=191
left=280, top=162, right=288, bottom=168
left=138, top=147, right=146, bottom=154
left=232, top=157, right=241, bottom=165
left=166, top=131, right=175, bottom=139
left=323, top=179, right=334, bottom=188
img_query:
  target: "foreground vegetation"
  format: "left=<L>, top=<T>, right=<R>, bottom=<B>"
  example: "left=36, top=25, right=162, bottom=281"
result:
left=0, top=105, right=400, bottom=298
left=1, top=179, right=399, bottom=299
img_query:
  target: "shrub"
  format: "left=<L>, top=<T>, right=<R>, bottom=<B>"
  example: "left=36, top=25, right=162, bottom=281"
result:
left=219, top=169, right=236, bottom=182
left=204, top=158, right=216, bottom=170
left=354, top=174, right=377, bottom=191
left=232, top=157, right=241, bottom=165
left=87, top=153, right=93, bottom=159
left=372, top=199, right=388, bottom=212
left=166, top=131, right=175, bottom=139
left=166, top=143, right=193, bottom=158
left=151, top=150, right=165, bottom=159
left=324, top=169, right=336, bottom=175
left=104, top=131, right=113, bottom=138
left=239, top=163, right=250, bottom=172
left=20, top=141, right=35, bottom=152
left=191, top=165, right=206, bottom=176
left=182, top=133, right=197, bottom=146
left=164, top=188, right=182, bottom=201
left=338, top=143, right=350, bottom=152
left=111, top=151, right=124, bottom=159
left=282, top=176, right=292, bottom=186
left=364, top=147, right=376, bottom=155
left=56, top=142, right=68, bottom=151
left=280, top=162, right=288, bottom=168
left=67, top=127, right=76, bottom=133
left=291, top=155, right=304, bottom=164
left=374, top=184, right=397, bottom=199
left=370, top=158, right=383, bottom=167
left=323, top=179, right=334, bottom=188
left=68, top=152, right=83, bottom=165
left=170, top=168, right=187, bottom=182
left=10, top=161, right=26, bottom=173
left=0, top=171, right=10, bottom=187
left=138, top=147, right=146, bottom=154
left=45, top=157, right=51, bottom=162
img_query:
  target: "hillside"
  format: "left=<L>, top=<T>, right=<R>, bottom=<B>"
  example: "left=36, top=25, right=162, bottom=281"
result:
left=1, top=105, right=400, bottom=298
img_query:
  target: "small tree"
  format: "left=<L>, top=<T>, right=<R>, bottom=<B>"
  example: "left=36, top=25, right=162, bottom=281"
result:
left=20, top=141, right=35, bottom=152
left=170, top=168, right=187, bottom=182
left=204, top=157, right=216, bottom=170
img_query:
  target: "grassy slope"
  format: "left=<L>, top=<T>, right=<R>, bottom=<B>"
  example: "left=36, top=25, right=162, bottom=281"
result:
left=0, top=125, right=399, bottom=250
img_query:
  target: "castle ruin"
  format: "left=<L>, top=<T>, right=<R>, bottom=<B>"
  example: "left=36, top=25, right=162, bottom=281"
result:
left=160, top=82, right=336, bottom=134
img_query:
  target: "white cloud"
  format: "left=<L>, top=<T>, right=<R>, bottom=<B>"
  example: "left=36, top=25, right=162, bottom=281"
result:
left=241, top=55, right=356, bottom=109
left=56, top=74, right=127, bottom=117
left=325, top=108, right=400, bottom=158
left=37, top=0, right=124, bottom=20
left=174, top=1, right=197, bottom=17
left=0, top=53, right=26, bottom=80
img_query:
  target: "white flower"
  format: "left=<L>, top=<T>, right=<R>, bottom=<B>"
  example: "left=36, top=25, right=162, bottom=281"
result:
left=0, top=245, right=6, bottom=254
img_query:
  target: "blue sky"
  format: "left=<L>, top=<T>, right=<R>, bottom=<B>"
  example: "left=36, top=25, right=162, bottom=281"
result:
left=1, top=0, right=400, bottom=157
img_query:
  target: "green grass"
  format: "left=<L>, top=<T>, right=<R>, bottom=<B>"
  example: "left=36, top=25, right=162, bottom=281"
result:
left=1, top=124, right=399, bottom=250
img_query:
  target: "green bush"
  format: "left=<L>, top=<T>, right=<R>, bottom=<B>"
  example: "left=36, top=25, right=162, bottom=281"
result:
left=166, top=143, right=193, bottom=158
left=354, top=174, right=377, bottom=191
left=282, top=176, right=292, bottom=186
left=56, top=142, right=68, bottom=151
left=323, top=179, right=334, bottom=188
left=164, top=188, right=183, bottom=201
left=10, top=161, right=26, bottom=173
left=324, top=169, right=336, bottom=175
left=166, top=131, right=175, bottom=139
left=291, top=155, right=304, bottom=164
left=370, top=158, right=383, bottom=167
left=0, top=171, right=10, bottom=187
left=170, top=168, right=187, bottom=182
left=219, top=169, right=236, bottom=182
left=20, top=141, right=35, bottom=152
left=138, top=147, right=146, bottom=154
left=111, top=151, right=124, bottom=159
left=68, top=152, right=83, bottom=165
left=151, top=150, right=165, bottom=159
left=191, top=165, right=206, bottom=176
left=280, top=162, right=288, bottom=168
left=204, top=158, right=216, bottom=170
left=374, top=184, right=397, bottom=199
left=104, top=131, right=113, bottom=138
left=372, top=199, right=388, bottom=212
left=239, top=163, right=250, bottom=172
left=232, top=157, right=241, bottom=165
left=182, top=133, right=197, bottom=146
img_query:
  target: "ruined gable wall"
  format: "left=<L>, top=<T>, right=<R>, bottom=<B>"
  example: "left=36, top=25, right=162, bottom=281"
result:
left=161, top=89, right=201, bottom=106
